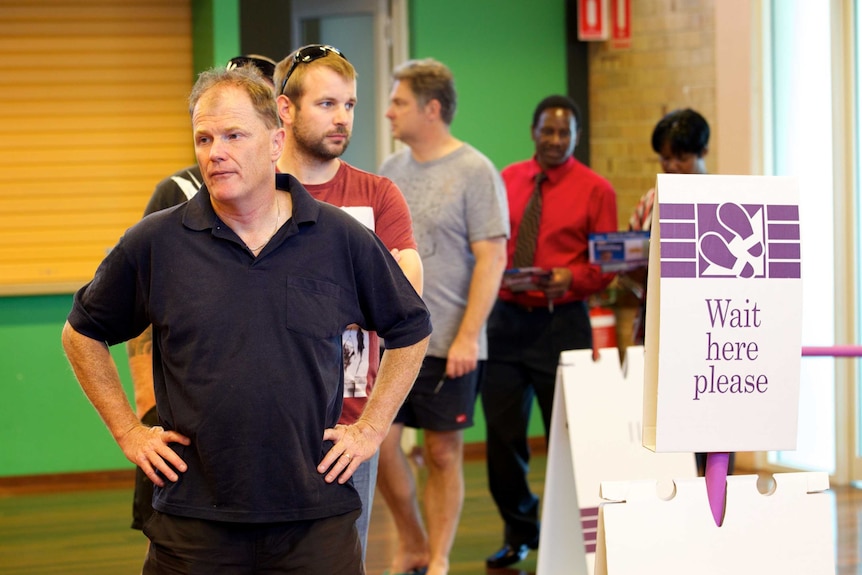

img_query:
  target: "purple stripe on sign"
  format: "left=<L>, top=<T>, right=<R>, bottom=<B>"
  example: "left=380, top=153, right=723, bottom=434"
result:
left=661, top=261, right=697, bottom=278
left=580, top=507, right=598, bottom=550
left=659, top=203, right=696, bottom=219
left=661, top=241, right=696, bottom=258
left=767, top=204, right=800, bottom=221
left=768, top=242, right=801, bottom=259
left=768, top=262, right=801, bottom=278
left=767, top=223, right=800, bottom=240
left=580, top=506, right=599, bottom=517
left=660, top=222, right=696, bottom=239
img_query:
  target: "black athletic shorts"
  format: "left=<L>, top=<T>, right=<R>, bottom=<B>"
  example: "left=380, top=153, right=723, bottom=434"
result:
left=393, top=356, right=483, bottom=431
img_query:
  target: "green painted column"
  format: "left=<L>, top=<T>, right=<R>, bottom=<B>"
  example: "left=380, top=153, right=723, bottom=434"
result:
left=192, top=0, right=241, bottom=77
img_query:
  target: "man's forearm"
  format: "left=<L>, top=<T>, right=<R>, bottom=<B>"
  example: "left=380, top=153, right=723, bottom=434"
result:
left=62, top=322, right=140, bottom=443
left=455, top=237, right=507, bottom=342
left=396, top=248, right=424, bottom=296
left=356, top=335, right=429, bottom=440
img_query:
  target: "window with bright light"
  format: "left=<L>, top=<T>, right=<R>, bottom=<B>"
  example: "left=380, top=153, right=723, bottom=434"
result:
left=856, top=1, right=862, bottom=466
left=767, top=0, right=836, bottom=473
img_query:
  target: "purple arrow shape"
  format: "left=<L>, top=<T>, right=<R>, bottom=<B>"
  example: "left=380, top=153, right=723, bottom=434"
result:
left=705, top=451, right=730, bottom=527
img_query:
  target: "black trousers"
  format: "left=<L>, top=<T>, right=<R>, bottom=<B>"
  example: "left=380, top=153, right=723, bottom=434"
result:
left=142, top=508, right=362, bottom=575
left=481, top=299, right=592, bottom=547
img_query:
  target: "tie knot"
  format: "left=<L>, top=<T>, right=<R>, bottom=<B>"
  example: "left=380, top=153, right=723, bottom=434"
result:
left=535, top=172, right=547, bottom=185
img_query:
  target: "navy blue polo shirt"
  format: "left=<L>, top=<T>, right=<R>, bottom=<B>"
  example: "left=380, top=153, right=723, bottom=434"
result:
left=68, top=174, right=431, bottom=523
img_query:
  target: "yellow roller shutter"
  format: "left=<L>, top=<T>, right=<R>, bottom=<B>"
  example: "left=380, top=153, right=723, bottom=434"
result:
left=0, top=0, right=194, bottom=294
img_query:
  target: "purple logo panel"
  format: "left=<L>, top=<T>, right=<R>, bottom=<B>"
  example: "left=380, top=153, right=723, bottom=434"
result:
left=767, top=204, right=799, bottom=220
left=659, top=203, right=696, bottom=219
left=768, top=243, right=800, bottom=259
left=769, top=262, right=801, bottom=278
left=767, top=223, right=800, bottom=240
left=659, top=202, right=801, bottom=279
left=661, top=261, right=697, bottom=277
left=660, top=222, right=696, bottom=239
left=660, top=241, right=697, bottom=259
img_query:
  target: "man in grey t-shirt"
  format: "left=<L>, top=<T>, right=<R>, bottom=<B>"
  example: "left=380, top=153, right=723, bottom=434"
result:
left=377, top=58, right=509, bottom=575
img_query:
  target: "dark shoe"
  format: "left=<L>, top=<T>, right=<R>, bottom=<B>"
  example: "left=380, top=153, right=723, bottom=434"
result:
left=485, top=543, right=529, bottom=568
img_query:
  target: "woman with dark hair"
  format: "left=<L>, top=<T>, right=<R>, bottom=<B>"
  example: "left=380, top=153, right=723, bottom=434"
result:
left=629, top=108, right=710, bottom=234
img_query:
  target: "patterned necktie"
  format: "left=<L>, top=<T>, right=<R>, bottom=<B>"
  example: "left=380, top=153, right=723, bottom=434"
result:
left=512, top=172, right=547, bottom=268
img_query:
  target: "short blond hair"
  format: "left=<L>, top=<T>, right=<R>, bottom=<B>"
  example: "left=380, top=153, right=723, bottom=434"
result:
left=392, top=58, right=457, bottom=125
left=188, top=66, right=280, bottom=129
left=274, top=46, right=356, bottom=103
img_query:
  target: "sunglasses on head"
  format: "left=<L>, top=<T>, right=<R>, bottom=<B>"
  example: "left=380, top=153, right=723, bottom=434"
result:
left=226, top=56, right=276, bottom=82
left=279, top=44, right=347, bottom=95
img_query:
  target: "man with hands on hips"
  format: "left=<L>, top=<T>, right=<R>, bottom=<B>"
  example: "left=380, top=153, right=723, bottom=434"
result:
left=62, top=65, right=430, bottom=575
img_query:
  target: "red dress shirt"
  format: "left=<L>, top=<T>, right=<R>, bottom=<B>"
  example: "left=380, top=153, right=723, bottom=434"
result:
left=500, top=156, right=617, bottom=307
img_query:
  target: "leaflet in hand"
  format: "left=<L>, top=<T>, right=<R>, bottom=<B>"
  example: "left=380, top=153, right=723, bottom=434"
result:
left=589, top=231, right=650, bottom=272
left=502, top=267, right=552, bottom=292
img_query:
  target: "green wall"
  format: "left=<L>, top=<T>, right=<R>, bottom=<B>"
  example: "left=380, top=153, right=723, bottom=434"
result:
left=192, top=0, right=241, bottom=77
left=409, top=0, right=568, bottom=171
left=0, top=296, right=134, bottom=476
left=0, top=0, right=566, bottom=478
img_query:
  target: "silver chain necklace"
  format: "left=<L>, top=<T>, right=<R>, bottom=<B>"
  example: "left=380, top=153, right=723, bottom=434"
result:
left=247, top=197, right=280, bottom=252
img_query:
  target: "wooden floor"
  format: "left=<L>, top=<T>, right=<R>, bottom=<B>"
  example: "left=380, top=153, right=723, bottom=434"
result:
left=1, top=455, right=860, bottom=574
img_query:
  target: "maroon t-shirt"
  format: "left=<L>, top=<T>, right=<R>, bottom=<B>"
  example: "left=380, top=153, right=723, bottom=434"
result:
left=301, top=161, right=417, bottom=424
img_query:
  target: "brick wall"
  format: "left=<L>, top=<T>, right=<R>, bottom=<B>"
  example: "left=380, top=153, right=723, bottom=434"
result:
left=588, top=0, right=716, bottom=229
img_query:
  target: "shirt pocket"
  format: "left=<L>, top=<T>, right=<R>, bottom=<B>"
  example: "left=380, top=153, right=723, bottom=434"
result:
left=284, top=276, right=345, bottom=339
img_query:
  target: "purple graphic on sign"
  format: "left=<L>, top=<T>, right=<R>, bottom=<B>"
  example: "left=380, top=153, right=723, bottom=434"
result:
left=659, top=203, right=800, bottom=279
left=580, top=506, right=599, bottom=553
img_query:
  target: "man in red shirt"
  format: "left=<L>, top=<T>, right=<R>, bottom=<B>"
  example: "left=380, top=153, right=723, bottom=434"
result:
left=481, top=95, right=617, bottom=569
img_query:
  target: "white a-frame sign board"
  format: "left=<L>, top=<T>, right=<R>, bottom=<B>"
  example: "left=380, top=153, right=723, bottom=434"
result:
left=593, top=472, right=834, bottom=574
left=592, top=174, right=834, bottom=574
left=536, top=346, right=695, bottom=575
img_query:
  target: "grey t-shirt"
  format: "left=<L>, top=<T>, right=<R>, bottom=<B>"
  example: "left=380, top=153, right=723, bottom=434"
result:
left=380, top=143, right=509, bottom=359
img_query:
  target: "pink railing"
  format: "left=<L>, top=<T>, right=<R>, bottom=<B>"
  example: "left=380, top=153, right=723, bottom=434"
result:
left=801, top=345, right=862, bottom=357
